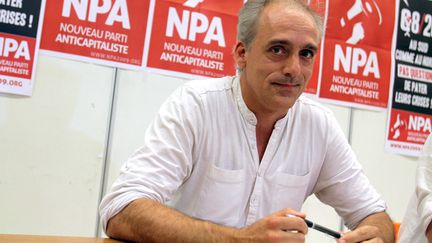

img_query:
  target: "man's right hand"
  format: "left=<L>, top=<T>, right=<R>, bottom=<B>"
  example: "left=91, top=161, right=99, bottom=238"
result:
left=235, top=208, right=308, bottom=243
left=107, top=199, right=308, bottom=243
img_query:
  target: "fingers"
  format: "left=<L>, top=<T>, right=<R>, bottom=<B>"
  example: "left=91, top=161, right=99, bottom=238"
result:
left=339, top=225, right=384, bottom=243
left=266, top=208, right=308, bottom=235
left=280, top=231, right=306, bottom=242
left=241, top=208, right=308, bottom=242
left=260, top=217, right=307, bottom=243
left=276, top=208, right=306, bottom=219
left=266, top=213, right=308, bottom=235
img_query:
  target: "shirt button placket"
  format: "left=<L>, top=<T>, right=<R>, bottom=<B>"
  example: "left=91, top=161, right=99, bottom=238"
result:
left=246, top=175, right=263, bottom=225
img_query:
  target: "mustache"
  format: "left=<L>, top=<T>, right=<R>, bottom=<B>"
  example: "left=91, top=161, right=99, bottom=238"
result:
left=271, top=76, right=302, bottom=85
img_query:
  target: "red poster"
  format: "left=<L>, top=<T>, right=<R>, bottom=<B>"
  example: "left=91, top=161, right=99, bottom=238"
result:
left=385, top=0, right=432, bottom=156
left=145, top=0, right=243, bottom=79
left=318, top=0, right=395, bottom=110
left=40, top=0, right=150, bottom=69
left=305, top=0, right=327, bottom=95
left=0, top=0, right=45, bottom=96
left=386, top=109, right=431, bottom=155
left=0, top=34, right=36, bottom=85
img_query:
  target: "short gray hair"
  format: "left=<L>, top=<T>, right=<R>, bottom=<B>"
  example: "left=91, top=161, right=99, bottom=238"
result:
left=237, top=0, right=324, bottom=49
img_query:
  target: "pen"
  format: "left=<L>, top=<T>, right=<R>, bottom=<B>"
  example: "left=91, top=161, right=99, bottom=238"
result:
left=287, top=214, right=341, bottom=239
left=304, top=218, right=341, bottom=239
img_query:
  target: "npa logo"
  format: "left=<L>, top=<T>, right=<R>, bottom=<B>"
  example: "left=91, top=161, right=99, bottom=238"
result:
left=62, top=0, right=131, bottom=29
left=408, top=115, right=432, bottom=133
left=333, top=0, right=383, bottom=78
left=146, top=0, right=242, bottom=78
left=390, top=113, right=408, bottom=140
left=338, top=0, right=382, bottom=45
left=165, top=0, right=226, bottom=47
left=389, top=110, right=432, bottom=142
left=0, top=37, right=30, bottom=60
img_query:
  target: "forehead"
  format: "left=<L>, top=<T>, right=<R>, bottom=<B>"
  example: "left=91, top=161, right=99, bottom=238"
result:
left=255, top=3, right=319, bottom=44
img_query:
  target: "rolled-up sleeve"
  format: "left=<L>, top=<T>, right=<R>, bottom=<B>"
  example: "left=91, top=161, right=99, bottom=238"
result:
left=99, top=85, right=203, bottom=232
left=313, top=115, right=386, bottom=229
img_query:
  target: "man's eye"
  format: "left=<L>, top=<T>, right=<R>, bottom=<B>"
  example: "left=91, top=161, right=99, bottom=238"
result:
left=270, top=46, right=285, bottom=55
left=300, top=49, right=315, bottom=59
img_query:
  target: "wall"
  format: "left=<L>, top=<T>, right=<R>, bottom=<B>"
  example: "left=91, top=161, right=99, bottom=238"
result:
left=0, top=55, right=419, bottom=241
left=0, top=56, right=114, bottom=236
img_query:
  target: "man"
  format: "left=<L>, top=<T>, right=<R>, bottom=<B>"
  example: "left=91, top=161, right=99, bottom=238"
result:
left=100, top=0, right=394, bottom=242
left=399, top=134, right=432, bottom=243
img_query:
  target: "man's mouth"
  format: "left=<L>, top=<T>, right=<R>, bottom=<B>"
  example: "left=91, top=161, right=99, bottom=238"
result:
left=272, top=82, right=300, bottom=88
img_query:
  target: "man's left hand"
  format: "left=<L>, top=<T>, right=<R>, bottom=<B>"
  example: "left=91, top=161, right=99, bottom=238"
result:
left=338, top=225, right=384, bottom=243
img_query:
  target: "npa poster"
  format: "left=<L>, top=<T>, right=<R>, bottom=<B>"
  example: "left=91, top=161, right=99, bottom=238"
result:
left=318, top=0, right=395, bottom=110
left=0, top=0, right=45, bottom=96
left=385, top=0, right=432, bottom=156
left=304, top=0, right=326, bottom=95
left=145, top=0, right=243, bottom=79
left=40, top=0, right=150, bottom=69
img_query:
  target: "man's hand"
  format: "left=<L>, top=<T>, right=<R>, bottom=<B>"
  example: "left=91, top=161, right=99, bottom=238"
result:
left=337, top=212, right=394, bottom=243
left=107, top=199, right=309, bottom=243
left=338, top=225, right=383, bottom=243
left=235, top=208, right=308, bottom=243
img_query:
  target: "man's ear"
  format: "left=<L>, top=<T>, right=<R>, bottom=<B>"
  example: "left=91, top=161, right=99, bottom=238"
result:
left=234, top=42, right=247, bottom=70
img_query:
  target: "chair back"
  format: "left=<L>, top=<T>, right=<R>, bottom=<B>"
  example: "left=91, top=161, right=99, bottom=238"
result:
left=394, top=222, right=401, bottom=242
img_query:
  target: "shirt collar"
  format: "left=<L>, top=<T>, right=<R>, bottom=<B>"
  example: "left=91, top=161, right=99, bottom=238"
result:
left=232, top=76, right=290, bottom=128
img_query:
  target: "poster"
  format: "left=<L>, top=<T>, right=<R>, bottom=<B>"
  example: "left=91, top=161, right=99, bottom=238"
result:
left=40, top=0, right=150, bottom=69
left=305, top=0, right=327, bottom=95
left=0, top=0, right=45, bottom=96
left=385, top=0, right=432, bottom=156
left=145, top=0, right=243, bottom=79
left=318, top=0, right=395, bottom=110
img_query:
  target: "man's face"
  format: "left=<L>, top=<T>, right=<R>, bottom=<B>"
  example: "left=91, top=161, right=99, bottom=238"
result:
left=235, top=3, right=319, bottom=116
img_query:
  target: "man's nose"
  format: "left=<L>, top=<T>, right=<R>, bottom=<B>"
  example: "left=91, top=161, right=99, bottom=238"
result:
left=282, top=55, right=301, bottom=77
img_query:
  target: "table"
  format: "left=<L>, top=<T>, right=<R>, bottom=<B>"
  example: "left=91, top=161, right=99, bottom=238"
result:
left=0, top=234, right=124, bottom=243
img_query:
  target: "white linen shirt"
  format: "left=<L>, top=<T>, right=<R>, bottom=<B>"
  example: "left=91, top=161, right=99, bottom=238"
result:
left=100, top=76, right=386, bottom=231
left=399, top=134, right=432, bottom=243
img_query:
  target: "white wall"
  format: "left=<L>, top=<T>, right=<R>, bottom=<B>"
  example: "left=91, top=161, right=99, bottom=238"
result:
left=0, top=56, right=115, bottom=236
left=0, top=55, right=419, bottom=241
left=350, top=109, right=418, bottom=221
